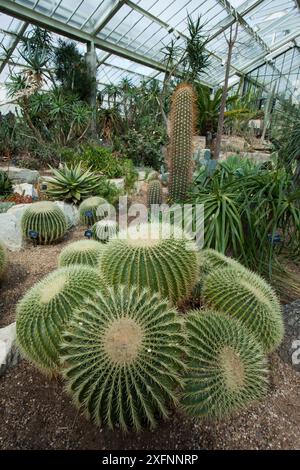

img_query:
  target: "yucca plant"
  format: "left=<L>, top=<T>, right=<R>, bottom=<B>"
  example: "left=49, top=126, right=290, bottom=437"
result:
left=92, top=219, right=118, bottom=243
left=58, top=240, right=104, bottom=267
left=0, top=240, right=8, bottom=280
left=61, top=286, right=186, bottom=432
left=16, top=265, right=105, bottom=375
left=45, top=162, right=101, bottom=204
left=79, top=196, right=107, bottom=225
left=202, top=267, right=284, bottom=353
left=0, top=171, right=13, bottom=196
left=100, top=222, right=198, bottom=304
left=21, top=201, right=67, bottom=244
left=182, top=310, right=269, bottom=418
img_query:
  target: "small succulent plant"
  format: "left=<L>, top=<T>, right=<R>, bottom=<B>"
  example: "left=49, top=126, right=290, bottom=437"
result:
left=100, top=222, right=198, bottom=304
left=21, top=201, right=67, bottom=244
left=45, top=162, right=101, bottom=204
left=16, top=265, right=105, bottom=374
left=182, top=310, right=269, bottom=418
left=79, top=196, right=107, bottom=225
left=58, top=240, right=104, bottom=267
left=61, top=286, right=186, bottom=432
left=202, top=267, right=284, bottom=353
left=92, top=219, right=118, bottom=243
left=0, top=240, right=8, bottom=279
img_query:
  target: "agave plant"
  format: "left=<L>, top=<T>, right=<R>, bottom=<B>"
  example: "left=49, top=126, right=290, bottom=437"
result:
left=45, top=162, right=101, bottom=204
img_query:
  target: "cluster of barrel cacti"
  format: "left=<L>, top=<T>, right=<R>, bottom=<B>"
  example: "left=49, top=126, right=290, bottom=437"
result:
left=16, top=223, right=284, bottom=431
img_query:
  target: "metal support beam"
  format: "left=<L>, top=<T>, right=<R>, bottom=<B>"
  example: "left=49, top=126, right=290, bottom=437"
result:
left=0, top=22, right=28, bottom=74
left=92, top=0, right=125, bottom=35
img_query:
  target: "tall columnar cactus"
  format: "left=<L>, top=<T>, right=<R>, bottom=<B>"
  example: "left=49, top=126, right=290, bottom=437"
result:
left=92, top=219, right=118, bottom=243
left=202, top=267, right=284, bottom=353
left=21, top=201, right=67, bottom=244
left=58, top=240, right=104, bottom=267
left=182, top=310, right=268, bottom=418
left=0, top=240, right=8, bottom=279
left=61, top=286, right=185, bottom=432
left=168, top=83, right=196, bottom=202
left=16, top=265, right=105, bottom=374
left=147, top=180, right=162, bottom=207
left=79, top=196, right=106, bottom=225
left=100, top=222, right=198, bottom=305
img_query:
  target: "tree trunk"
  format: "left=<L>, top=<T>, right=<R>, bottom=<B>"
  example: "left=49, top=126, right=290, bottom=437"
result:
left=213, top=25, right=238, bottom=160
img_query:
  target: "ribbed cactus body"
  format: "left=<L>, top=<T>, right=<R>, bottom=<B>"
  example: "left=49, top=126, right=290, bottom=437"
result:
left=169, top=83, right=195, bottom=202
left=147, top=180, right=162, bottom=206
left=58, top=240, right=104, bottom=267
left=182, top=310, right=268, bottom=418
left=16, top=265, right=105, bottom=374
left=100, top=223, right=198, bottom=304
left=21, top=201, right=67, bottom=244
left=92, top=219, right=118, bottom=243
left=79, top=196, right=107, bottom=225
left=202, top=267, right=284, bottom=353
left=0, top=240, right=7, bottom=279
left=61, top=286, right=185, bottom=431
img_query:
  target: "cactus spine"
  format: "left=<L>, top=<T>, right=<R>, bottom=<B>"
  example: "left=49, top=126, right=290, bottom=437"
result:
left=168, top=83, right=196, bottom=202
left=21, top=201, right=67, bottom=244
left=58, top=240, right=104, bottom=267
left=147, top=180, right=162, bottom=207
left=61, top=286, right=185, bottom=432
left=182, top=310, right=269, bottom=418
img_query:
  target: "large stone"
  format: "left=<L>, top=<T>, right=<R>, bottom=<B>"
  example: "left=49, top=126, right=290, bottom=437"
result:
left=0, top=323, right=21, bottom=377
left=109, top=178, right=124, bottom=190
left=7, top=203, right=33, bottom=224
left=54, top=201, right=79, bottom=228
left=278, top=300, right=300, bottom=372
left=0, top=213, right=23, bottom=251
left=13, top=183, right=38, bottom=198
left=0, top=166, right=39, bottom=184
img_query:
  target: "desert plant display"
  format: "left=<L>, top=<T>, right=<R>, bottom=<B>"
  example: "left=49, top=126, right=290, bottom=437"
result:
left=16, top=265, right=105, bottom=374
left=58, top=240, right=104, bottom=267
left=182, top=310, right=269, bottom=418
left=100, top=222, right=198, bottom=304
left=202, top=267, right=284, bottom=353
left=21, top=201, right=67, bottom=244
left=61, top=286, right=185, bottom=431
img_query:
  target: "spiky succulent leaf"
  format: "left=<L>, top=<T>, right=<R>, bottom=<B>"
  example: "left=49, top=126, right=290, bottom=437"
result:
left=58, top=240, right=104, bottom=267
left=61, top=286, right=186, bottom=432
left=100, top=222, right=198, bottom=304
left=92, top=219, right=118, bottom=243
left=182, top=310, right=269, bottom=418
left=79, top=196, right=107, bottom=225
left=0, top=240, right=8, bottom=279
left=202, top=267, right=284, bottom=353
left=169, top=83, right=195, bottom=202
left=21, top=201, right=67, bottom=244
left=16, top=265, right=105, bottom=374
left=147, top=180, right=162, bottom=206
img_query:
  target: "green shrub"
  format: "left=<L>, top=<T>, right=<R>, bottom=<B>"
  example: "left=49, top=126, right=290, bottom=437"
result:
left=45, top=162, right=101, bottom=204
left=61, top=286, right=185, bottom=431
left=0, top=171, right=13, bottom=196
left=21, top=201, right=67, bottom=244
left=16, top=265, right=105, bottom=374
left=0, top=240, right=8, bottom=279
left=92, top=219, right=118, bottom=243
left=79, top=196, right=107, bottom=225
left=58, top=240, right=104, bottom=267
left=202, top=267, right=284, bottom=353
left=100, top=222, right=198, bottom=305
left=182, top=310, right=268, bottom=418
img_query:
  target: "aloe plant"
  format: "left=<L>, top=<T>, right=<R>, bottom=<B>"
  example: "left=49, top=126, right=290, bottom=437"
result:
left=45, top=162, right=101, bottom=204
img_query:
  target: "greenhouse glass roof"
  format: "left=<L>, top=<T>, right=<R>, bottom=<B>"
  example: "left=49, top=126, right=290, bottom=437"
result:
left=0, top=0, right=299, bottom=102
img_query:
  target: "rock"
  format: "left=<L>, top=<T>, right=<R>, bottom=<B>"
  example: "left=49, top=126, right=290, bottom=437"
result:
left=0, top=323, right=21, bottom=377
left=0, top=166, right=39, bottom=184
left=13, top=183, right=38, bottom=198
left=278, top=299, right=300, bottom=372
left=0, top=213, right=23, bottom=251
left=54, top=201, right=79, bottom=228
left=109, top=178, right=124, bottom=190
left=7, top=203, right=33, bottom=224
